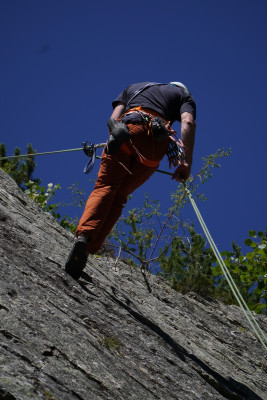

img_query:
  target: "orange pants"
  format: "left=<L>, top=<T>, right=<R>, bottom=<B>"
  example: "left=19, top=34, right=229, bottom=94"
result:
left=76, top=123, right=169, bottom=254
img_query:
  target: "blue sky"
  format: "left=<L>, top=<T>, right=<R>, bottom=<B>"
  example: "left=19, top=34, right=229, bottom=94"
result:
left=1, top=0, right=266, bottom=255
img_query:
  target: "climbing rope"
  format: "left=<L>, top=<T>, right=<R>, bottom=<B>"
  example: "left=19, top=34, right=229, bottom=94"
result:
left=183, top=182, right=267, bottom=350
left=0, top=142, right=106, bottom=175
left=0, top=143, right=106, bottom=161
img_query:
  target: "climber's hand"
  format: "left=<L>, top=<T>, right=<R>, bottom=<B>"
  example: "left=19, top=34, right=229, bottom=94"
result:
left=172, top=163, right=191, bottom=182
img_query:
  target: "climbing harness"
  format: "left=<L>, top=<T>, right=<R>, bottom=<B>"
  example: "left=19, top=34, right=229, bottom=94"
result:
left=121, top=106, right=186, bottom=168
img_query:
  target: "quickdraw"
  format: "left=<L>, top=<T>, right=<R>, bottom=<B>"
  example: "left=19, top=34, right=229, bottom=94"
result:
left=82, top=141, right=96, bottom=174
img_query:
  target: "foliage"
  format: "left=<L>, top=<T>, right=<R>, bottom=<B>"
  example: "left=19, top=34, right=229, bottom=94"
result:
left=213, top=228, right=267, bottom=314
left=43, top=390, right=57, bottom=400
left=25, top=180, right=78, bottom=233
left=0, top=142, right=80, bottom=233
left=0, top=143, right=38, bottom=189
left=198, top=148, right=232, bottom=184
left=99, top=335, right=124, bottom=356
left=65, top=182, right=89, bottom=209
left=25, top=181, right=61, bottom=213
left=109, top=193, right=162, bottom=266
left=159, top=226, right=216, bottom=297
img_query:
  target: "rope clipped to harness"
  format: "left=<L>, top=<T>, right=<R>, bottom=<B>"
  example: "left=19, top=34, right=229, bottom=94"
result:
left=82, top=141, right=96, bottom=174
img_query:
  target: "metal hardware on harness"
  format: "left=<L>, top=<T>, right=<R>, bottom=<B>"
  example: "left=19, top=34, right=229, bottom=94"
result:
left=82, top=141, right=96, bottom=174
left=123, top=109, right=152, bottom=124
left=166, top=138, right=185, bottom=168
left=123, top=109, right=171, bottom=140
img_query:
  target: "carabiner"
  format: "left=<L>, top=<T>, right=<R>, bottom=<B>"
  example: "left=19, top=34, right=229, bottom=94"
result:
left=82, top=142, right=96, bottom=174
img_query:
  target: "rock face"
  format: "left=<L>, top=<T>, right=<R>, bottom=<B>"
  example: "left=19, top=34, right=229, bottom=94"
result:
left=0, top=168, right=266, bottom=400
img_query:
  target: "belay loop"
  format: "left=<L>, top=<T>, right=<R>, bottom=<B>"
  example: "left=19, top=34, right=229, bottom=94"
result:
left=82, top=142, right=96, bottom=174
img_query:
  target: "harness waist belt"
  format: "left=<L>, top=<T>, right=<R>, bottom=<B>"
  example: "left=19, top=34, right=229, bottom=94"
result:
left=121, top=107, right=168, bottom=124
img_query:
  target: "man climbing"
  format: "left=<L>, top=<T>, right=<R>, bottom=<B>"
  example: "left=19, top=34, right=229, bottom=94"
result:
left=65, top=81, right=196, bottom=279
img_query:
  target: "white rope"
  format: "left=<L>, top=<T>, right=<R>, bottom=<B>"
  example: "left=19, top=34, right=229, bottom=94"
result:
left=184, top=183, right=267, bottom=350
left=0, top=143, right=106, bottom=161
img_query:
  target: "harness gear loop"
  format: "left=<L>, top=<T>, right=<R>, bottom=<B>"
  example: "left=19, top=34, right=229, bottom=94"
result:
left=82, top=142, right=96, bottom=174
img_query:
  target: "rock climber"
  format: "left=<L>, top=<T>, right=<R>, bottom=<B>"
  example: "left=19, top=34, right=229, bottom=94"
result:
left=65, top=81, right=196, bottom=279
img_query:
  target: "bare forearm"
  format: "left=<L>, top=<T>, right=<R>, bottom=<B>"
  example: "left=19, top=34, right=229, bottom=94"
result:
left=181, top=113, right=196, bottom=166
left=110, top=103, right=126, bottom=120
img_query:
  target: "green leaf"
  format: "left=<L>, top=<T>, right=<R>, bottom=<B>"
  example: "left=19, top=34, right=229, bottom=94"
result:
left=250, top=241, right=257, bottom=248
left=211, top=268, right=219, bottom=276
left=224, top=259, right=231, bottom=267
left=253, top=304, right=265, bottom=314
left=249, top=230, right=256, bottom=237
left=233, top=267, right=241, bottom=273
left=254, top=287, right=264, bottom=296
left=240, top=274, right=247, bottom=282
left=244, top=238, right=252, bottom=246
left=246, top=252, right=254, bottom=261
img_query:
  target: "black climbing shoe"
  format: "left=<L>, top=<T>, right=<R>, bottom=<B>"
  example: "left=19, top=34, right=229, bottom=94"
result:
left=65, top=236, right=88, bottom=280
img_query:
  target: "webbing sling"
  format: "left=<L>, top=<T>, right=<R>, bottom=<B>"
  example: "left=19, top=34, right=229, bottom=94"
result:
left=126, top=82, right=166, bottom=108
